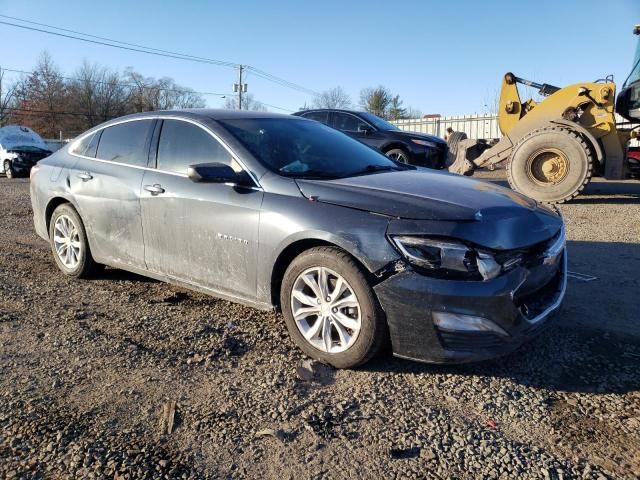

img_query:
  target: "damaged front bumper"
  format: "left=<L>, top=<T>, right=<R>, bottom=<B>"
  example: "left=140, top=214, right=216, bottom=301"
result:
left=374, top=248, right=567, bottom=364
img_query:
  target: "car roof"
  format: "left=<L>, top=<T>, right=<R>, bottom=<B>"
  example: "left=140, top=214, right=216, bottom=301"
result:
left=104, top=108, right=295, bottom=124
left=293, top=108, right=370, bottom=115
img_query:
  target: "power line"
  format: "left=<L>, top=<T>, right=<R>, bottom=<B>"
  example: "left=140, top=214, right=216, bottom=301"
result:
left=247, top=67, right=320, bottom=96
left=2, top=67, right=233, bottom=97
left=0, top=15, right=319, bottom=97
left=0, top=20, right=240, bottom=68
left=0, top=14, right=236, bottom=67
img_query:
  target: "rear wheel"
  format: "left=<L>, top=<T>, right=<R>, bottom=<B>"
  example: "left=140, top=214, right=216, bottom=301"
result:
left=4, top=160, right=14, bottom=179
left=49, top=204, right=100, bottom=278
left=280, top=246, right=387, bottom=368
left=506, top=126, right=593, bottom=203
left=385, top=148, right=409, bottom=164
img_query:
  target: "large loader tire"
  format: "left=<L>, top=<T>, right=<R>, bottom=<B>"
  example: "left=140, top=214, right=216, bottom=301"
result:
left=506, top=127, right=593, bottom=203
left=446, top=131, right=468, bottom=157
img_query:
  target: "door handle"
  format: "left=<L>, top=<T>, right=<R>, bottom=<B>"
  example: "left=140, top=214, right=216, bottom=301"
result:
left=77, top=172, right=93, bottom=181
left=144, top=184, right=165, bottom=195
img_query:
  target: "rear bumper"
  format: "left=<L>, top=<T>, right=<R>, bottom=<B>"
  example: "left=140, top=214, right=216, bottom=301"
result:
left=374, top=250, right=567, bottom=364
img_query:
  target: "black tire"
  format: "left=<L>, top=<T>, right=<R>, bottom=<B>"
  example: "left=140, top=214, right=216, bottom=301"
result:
left=446, top=131, right=468, bottom=158
left=506, top=126, right=593, bottom=203
left=4, top=160, right=14, bottom=179
left=280, top=246, right=388, bottom=369
left=49, top=203, right=101, bottom=278
left=385, top=148, right=410, bottom=164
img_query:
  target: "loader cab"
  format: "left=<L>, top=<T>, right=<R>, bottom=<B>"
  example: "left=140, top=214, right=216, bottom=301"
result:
left=616, top=24, right=640, bottom=121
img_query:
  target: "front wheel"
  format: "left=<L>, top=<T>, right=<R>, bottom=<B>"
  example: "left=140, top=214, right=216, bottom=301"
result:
left=385, top=148, right=409, bottom=164
left=280, top=247, right=388, bottom=368
left=4, top=160, right=14, bottom=179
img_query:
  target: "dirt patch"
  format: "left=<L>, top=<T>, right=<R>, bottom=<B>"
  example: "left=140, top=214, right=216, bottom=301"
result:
left=1, top=177, right=639, bottom=479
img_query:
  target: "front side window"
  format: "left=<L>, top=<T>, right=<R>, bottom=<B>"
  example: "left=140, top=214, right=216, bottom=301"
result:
left=219, top=118, right=408, bottom=179
left=332, top=112, right=369, bottom=132
left=71, top=131, right=101, bottom=158
left=358, top=112, right=399, bottom=131
left=156, top=120, right=234, bottom=174
left=96, top=120, right=153, bottom=167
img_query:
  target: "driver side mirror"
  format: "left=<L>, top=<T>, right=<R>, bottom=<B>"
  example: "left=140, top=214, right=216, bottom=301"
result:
left=187, top=162, right=239, bottom=184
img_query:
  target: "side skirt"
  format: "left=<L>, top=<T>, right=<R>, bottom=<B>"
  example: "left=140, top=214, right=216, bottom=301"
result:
left=100, top=261, right=275, bottom=312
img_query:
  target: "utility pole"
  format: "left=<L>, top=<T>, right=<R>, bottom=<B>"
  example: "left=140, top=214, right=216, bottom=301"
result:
left=234, top=65, right=248, bottom=110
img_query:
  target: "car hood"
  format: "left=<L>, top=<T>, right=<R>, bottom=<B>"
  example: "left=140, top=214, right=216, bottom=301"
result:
left=296, top=170, right=562, bottom=249
left=0, top=125, right=49, bottom=152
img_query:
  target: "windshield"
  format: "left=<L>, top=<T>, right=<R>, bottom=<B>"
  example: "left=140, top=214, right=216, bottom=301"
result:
left=626, top=37, right=640, bottom=86
left=219, top=118, right=408, bottom=179
left=358, top=112, right=400, bottom=131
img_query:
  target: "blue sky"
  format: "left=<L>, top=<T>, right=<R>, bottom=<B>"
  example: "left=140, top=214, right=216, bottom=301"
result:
left=1, top=0, right=638, bottom=115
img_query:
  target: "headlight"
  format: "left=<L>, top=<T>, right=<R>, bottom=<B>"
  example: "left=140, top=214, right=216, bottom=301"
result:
left=410, top=138, right=438, bottom=148
left=389, top=236, right=502, bottom=281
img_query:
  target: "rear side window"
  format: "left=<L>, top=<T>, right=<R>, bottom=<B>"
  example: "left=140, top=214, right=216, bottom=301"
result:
left=96, top=120, right=153, bottom=167
left=332, top=112, right=368, bottom=132
left=301, top=111, right=329, bottom=124
left=156, top=119, right=233, bottom=174
left=71, top=131, right=101, bottom=158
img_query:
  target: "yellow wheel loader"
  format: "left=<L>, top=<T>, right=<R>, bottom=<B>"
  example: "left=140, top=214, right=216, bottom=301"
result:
left=450, top=25, right=640, bottom=203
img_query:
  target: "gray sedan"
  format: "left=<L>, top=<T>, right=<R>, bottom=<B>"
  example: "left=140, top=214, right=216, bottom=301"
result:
left=30, top=110, right=566, bottom=368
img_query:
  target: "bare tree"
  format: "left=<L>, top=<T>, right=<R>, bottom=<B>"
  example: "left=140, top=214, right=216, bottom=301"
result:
left=67, top=61, right=130, bottom=131
left=6, top=52, right=208, bottom=138
left=224, top=93, right=267, bottom=111
left=146, top=77, right=205, bottom=110
left=122, top=68, right=155, bottom=112
left=359, top=86, right=392, bottom=118
left=312, top=87, right=351, bottom=109
left=0, top=69, right=18, bottom=126
left=12, top=51, right=71, bottom=138
left=123, top=69, right=205, bottom=112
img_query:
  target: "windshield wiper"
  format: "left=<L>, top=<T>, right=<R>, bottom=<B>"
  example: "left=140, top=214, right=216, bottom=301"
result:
left=345, top=164, right=403, bottom=177
left=280, top=169, right=338, bottom=180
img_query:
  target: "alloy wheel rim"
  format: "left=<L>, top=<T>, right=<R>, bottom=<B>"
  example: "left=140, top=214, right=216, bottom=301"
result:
left=53, top=215, right=82, bottom=269
left=527, top=148, right=569, bottom=185
left=290, top=267, right=361, bottom=353
left=388, top=152, right=407, bottom=163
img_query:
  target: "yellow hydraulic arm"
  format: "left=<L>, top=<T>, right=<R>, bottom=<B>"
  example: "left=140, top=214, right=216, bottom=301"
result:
left=455, top=72, right=625, bottom=181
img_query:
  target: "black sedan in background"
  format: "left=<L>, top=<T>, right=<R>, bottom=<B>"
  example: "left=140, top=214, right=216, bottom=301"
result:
left=293, top=109, right=448, bottom=168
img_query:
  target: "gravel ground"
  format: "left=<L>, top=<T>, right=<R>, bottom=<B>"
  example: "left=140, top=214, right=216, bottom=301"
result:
left=1, top=174, right=639, bottom=479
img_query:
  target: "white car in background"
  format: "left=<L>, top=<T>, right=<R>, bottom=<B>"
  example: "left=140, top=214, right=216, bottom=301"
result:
left=1, top=125, right=52, bottom=178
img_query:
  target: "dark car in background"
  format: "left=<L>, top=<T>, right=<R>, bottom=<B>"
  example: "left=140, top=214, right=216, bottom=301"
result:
left=293, top=109, right=448, bottom=169
left=0, top=125, right=52, bottom=178
left=30, top=110, right=566, bottom=368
